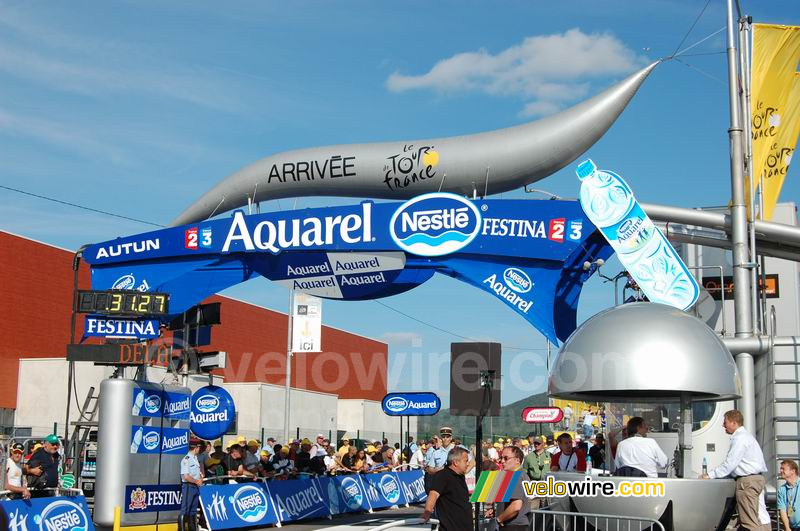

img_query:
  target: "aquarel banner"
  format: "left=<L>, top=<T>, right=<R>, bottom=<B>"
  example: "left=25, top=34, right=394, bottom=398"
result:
left=85, top=196, right=611, bottom=343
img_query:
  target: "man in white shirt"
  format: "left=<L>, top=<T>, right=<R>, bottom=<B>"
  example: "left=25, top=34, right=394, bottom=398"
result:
left=614, top=417, right=668, bottom=478
left=702, top=409, right=770, bottom=531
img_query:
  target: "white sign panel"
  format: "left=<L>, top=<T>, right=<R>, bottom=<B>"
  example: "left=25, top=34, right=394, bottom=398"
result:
left=292, top=293, right=322, bottom=352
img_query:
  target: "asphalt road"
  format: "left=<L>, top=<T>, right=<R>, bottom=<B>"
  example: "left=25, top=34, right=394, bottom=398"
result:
left=256, top=505, right=432, bottom=530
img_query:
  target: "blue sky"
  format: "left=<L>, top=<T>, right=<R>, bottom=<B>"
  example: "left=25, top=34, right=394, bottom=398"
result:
left=2, top=1, right=799, bottom=405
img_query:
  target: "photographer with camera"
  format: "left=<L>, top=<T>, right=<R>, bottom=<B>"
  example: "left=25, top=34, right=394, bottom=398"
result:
left=26, top=435, right=61, bottom=497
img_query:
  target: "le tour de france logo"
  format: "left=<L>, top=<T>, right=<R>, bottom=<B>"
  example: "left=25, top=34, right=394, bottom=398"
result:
left=34, top=499, right=91, bottom=531
left=231, top=485, right=269, bottom=523
left=390, top=192, right=481, bottom=257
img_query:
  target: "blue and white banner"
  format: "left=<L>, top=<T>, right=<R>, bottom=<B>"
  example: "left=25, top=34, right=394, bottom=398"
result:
left=125, top=484, right=182, bottom=513
left=130, top=425, right=188, bottom=455
left=331, top=475, right=372, bottom=514
left=190, top=385, right=236, bottom=440
left=361, top=473, right=408, bottom=509
left=395, top=470, right=427, bottom=503
left=0, top=496, right=95, bottom=531
left=200, top=483, right=279, bottom=530
left=132, top=386, right=191, bottom=420
left=381, top=392, right=441, bottom=416
left=85, top=316, right=160, bottom=339
left=266, top=478, right=329, bottom=523
left=86, top=198, right=611, bottom=343
left=132, top=386, right=164, bottom=418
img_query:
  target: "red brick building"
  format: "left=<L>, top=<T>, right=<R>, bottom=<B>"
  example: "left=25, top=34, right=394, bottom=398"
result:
left=0, top=231, right=387, bottom=417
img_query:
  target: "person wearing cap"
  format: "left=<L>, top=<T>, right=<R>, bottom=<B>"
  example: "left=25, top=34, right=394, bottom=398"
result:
left=222, top=442, right=247, bottom=481
left=410, top=441, right=427, bottom=468
left=425, top=434, right=447, bottom=492
left=243, top=439, right=260, bottom=476
left=180, top=438, right=203, bottom=531
left=337, top=436, right=351, bottom=457
left=5, top=443, right=31, bottom=499
left=272, top=446, right=295, bottom=478
left=311, top=434, right=327, bottom=458
left=262, top=437, right=276, bottom=457
left=26, top=434, right=61, bottom=495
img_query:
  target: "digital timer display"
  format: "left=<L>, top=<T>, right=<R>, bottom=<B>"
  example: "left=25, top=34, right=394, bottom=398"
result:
left=77, top=290, right=170, bottom=316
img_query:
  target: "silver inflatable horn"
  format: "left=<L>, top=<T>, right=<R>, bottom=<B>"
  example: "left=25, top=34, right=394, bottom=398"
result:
left=173, top=62, right=658, bottom=226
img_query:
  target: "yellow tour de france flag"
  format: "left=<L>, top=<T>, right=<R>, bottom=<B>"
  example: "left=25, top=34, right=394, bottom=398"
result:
left=760, top=73, right=800, bottom=221
left=749, top=23, right=800, bottom=219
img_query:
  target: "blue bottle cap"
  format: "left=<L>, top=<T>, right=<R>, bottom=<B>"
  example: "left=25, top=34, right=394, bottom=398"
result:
left=576, top=159, right=597, bottom=180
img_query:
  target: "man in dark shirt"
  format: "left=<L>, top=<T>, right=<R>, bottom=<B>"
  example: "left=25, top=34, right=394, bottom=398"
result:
left=222, top=444, right=248, bottom=482
left=588, top=434, right=606, bottom=470
left=27, top=434, right=61, bottom=496
left=421, top=447, right=472, bottom=531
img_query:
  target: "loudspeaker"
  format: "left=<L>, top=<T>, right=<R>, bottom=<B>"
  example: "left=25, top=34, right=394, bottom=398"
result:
left=449, top=342, right=501, bottom=416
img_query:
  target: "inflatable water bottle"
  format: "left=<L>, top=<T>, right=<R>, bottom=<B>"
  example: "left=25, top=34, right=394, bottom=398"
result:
left=577, top=159, right=699, bottom=310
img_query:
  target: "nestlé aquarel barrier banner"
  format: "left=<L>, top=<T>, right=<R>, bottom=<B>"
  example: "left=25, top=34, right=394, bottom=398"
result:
left=198, top=469, right=426, bottom=529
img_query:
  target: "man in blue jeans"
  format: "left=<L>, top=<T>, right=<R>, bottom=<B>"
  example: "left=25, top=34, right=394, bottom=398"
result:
left=180, top=438, right=203, bottom=531
left=779, top=459, right=800, bottom=531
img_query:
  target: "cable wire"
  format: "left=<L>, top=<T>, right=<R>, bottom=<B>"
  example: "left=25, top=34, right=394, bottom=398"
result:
left=372, top=299, right=548, bottom=352
left=0, top=184, right=165, bottom=227
left=670, top=0, right=713, bottom=58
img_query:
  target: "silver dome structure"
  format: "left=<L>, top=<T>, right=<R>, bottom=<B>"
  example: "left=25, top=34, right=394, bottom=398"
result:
left=549, top=302, right=741, bottom=402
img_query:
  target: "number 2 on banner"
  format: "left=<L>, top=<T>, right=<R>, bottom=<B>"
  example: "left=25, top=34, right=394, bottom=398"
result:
left=549, top=218, right=565, bottom=242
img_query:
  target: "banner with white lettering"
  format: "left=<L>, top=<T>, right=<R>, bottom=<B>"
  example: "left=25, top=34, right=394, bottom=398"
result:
left=395, top=469, right=427, bottom=504
left=199, top=483, right=279, bottom=530
left=85, top=198, right=612, bottom=343
left=125, top=484, right=182, bottom=513
left=265, top=477, right=329, bottom=523
left=292, top=293, right=322, bottom=353
left=0, top=496, right=96, bottom=531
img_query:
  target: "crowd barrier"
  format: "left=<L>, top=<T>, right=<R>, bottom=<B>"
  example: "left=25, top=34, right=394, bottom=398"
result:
left=0, top=493, right=95, bottom=531
left=199, top=469, right=427, bottom=529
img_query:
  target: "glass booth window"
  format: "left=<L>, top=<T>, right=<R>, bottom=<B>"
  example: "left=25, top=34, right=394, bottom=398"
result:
left=604, top=401, right=716, bottom=433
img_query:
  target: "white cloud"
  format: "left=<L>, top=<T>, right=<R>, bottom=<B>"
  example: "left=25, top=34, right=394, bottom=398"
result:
left=387, top=28, right=646, bottom=116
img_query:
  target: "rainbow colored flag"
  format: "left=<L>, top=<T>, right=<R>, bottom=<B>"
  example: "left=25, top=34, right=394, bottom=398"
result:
left=469, top=471, right=522, bottom=503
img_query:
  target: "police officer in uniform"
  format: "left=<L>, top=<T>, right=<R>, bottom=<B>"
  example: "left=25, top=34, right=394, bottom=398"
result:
left=180, top=438, right=203, bottom=531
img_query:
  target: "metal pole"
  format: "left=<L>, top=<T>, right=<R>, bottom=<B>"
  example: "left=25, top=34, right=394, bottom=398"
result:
left=726, top=0, right=756, bottom=431
left=475, top=414, right=482, bottom=531
left=739, top=16, right=761, bottom=335
left=65, top=249, right=83, bottom=469
left=284, top=289, right=295, bottom=444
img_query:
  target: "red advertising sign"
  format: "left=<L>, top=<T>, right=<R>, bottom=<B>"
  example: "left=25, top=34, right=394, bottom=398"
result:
left=521, top=407, right=563, bottom=424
